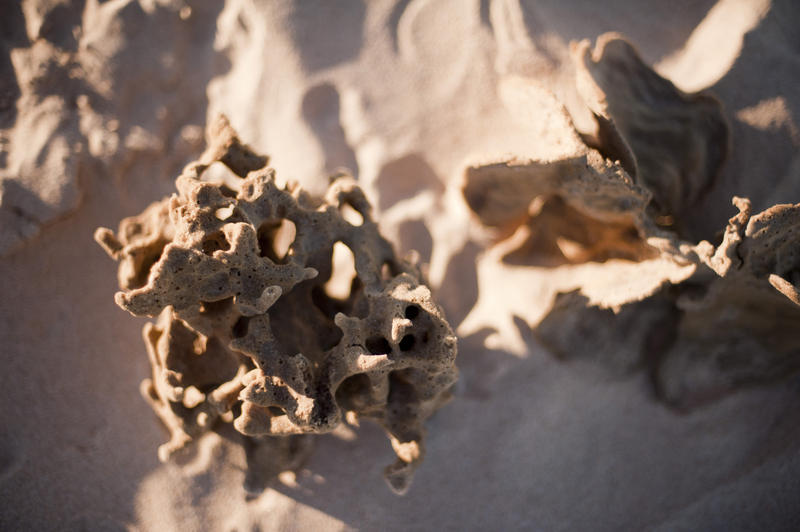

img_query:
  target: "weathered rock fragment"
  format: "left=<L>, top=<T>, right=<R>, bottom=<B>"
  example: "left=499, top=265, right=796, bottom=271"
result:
left=657, top=198, right=800, bottom=407
left=463, top=83, right=654, bottom=266
left=464, top=33, right=800, bottom=408
left=97, top=115, right=457, bottom=494
left=573, top=33, right=729, bottom=232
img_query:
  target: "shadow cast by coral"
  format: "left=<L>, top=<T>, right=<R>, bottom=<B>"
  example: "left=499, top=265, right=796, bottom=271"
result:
left=302, top=83, right=359, bottom=179
left=287, top=0, right=366, bottom=73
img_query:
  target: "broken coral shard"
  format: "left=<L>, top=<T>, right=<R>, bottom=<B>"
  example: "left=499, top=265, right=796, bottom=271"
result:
left=95, top=115, right=457, bottom=495
left=463, top=79, right=656, bottom=266
left=573, top=33, right=729, bottom=232
left=464, top=33, right=800, bottom=407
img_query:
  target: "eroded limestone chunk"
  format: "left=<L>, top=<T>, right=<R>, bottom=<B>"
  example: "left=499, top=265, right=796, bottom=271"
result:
left=534, top=197, right=800, bottom=409
left=573, top=33, right=729, bottom=230
left=462, top=82, right=655, bottom=265
left=656, top=198, right=800, bottom=408
left=96, top=115, right=457, bottom=494
left=464, top=33, right=730, bottom=265
left=463, top=33, right=799, bottom=409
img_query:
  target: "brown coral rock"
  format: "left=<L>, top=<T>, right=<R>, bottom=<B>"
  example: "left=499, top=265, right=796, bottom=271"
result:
left=573, top=33, right=729, bottom=231
left=96, top=115, right=457, bottom=494
left=656, top=198, right=800, bottom=407
left=463, top=81, right=655, bottom=265
left=464, top=33, right=799, bottom=409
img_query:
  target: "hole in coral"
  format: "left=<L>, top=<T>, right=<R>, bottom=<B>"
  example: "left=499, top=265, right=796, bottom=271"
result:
left=232, top=316, right=250, bottom=338
left=321, top=325, right=345, bottom=351
left=404, top=305, right=420, bottom=320
left=655, top=214, right=675, bottom=227
left=340, top=202, right=364, bottom=226
left=202, top=161, right=241, bottom=191
left=190, top=337, right=243, bottom=392
left=199, top=297, right=233, bottom=316
left=201, top=231, right=230, bottom=255
left=273, top=219, right=296, bottom=260
left=267, top=293, right=343, bottom=369
left=335, top=373, right=371, bottom=411
left=399, top=335, right=415, bottom=352
left=257, top=219, right=296, bottom=264
left=366, top=336, right=391, bottom=355
left=231, top=401, right=242, bottom=421
left=338, top=373, right=370, bottom=396
left=312, top=280, right=367, bottom=322
left=324, top=241, right=357, bottom=300
left=267, top=406, right=285, bottom=416
left=131, top=242, right=168, bottom=289
left=215, top=205, right=235, bottom=220
left=311, top=285, right=338, bottom=319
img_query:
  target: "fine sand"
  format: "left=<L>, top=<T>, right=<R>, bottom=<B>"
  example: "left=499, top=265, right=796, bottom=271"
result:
left=2, top=0, right=800, bottom=530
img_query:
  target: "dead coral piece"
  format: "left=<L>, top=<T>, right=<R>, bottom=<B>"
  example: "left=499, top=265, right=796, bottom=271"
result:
left=464, top=34, right=730, bottom=262
left=96, top=115, right=457, bottom=494
left=656, top=198, right=800, bottom=408
left=465, top=33, right=798, bottom=409
left=95, top=199, right=174, bottom=290
left=533, top=198, right=800, bottom=409
left=573, top=33, right=729, bottom=230
left=463, top=82, right=654, bottom=265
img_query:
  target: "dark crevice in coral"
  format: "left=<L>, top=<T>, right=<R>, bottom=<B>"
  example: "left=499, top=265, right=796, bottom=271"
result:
left=366, top=336, right=391, bottom=355
left=232, top=315, right=250, bottom=338
left=381, top=261, right=398, bottom=280
left=399, top=334, right=415, bottom=352
left=219, top=184, right=238, bottom=198
left=267, top=406, right=285, bottom=416
left=199, top=296, right=233, bottom=316
left=201, top=231, right=230, bottom=255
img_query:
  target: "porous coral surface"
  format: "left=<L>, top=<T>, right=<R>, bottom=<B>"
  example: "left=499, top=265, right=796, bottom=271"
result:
left=96, top=116, right=457, bottom=494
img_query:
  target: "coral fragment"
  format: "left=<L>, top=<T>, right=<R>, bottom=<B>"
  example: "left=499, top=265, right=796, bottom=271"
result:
left=97, top=115, right=457, bottom=493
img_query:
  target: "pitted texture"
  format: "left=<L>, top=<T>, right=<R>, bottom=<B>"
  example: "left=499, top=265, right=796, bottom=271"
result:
left=96, top=116, right=457, bottom=494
